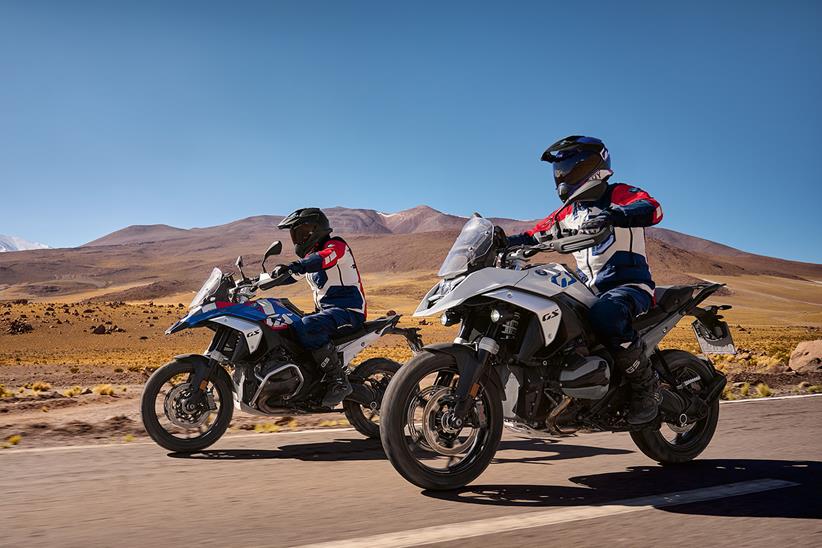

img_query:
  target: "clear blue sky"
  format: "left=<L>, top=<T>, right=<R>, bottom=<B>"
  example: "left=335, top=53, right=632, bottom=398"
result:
left=1, top=1, right=820, bottom=262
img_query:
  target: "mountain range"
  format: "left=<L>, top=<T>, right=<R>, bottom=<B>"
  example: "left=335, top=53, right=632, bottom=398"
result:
left=0, top=205, right=820, bottom=304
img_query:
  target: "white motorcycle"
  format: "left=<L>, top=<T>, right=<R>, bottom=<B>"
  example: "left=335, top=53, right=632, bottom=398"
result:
left=380, top=215, right=733, bottom=490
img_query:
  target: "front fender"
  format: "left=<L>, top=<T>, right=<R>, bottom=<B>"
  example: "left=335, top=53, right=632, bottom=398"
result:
left=172, top=354, right=233, bottom=393
left=423, top=343, right=505, bottom=400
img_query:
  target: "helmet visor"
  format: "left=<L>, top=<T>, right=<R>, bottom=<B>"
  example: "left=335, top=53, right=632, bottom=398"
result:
left=553, top=150, right=602, bottom=187
left=290, top=223, right=315, bottom=247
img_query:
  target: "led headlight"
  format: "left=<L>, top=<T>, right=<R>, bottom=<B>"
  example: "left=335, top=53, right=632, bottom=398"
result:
left=490, top=308, right=502, bottom=323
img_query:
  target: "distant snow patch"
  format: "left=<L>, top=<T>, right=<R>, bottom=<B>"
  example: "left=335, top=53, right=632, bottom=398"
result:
left=0, top=235, right=50, bottom=252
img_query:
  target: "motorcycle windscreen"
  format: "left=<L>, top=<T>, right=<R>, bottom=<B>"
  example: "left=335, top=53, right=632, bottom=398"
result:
left=437, top=216, right=495, bottom=279
left=190, top=267, right=223, bottom=309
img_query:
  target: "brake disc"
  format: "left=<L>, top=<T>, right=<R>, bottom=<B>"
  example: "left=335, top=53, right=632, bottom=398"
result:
left=163, top=383, right=211, bottom=429
left=421, top=387, right=479, bottom=456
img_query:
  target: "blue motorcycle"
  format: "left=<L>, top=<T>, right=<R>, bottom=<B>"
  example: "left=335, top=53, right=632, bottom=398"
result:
left=140, top=240, right=423, bottom=452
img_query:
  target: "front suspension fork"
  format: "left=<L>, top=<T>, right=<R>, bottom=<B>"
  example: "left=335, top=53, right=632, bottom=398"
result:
left=452, top=337, right=499, bottom=420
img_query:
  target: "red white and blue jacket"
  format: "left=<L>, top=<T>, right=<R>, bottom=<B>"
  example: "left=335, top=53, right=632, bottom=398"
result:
left=286, top=237, right=367, bottom=317
left=509, top=183, right=663, bottom=295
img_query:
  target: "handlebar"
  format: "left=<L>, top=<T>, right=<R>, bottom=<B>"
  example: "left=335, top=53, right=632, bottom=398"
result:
left=504, top=225, right=613, bottom=265
left=229, top=269, right=294, bottom=301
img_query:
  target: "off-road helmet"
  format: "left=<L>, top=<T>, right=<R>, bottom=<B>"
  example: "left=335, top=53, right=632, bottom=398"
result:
left=541, top=136, right=612, bottom=203
left=277, top=208, right=332, bottom=258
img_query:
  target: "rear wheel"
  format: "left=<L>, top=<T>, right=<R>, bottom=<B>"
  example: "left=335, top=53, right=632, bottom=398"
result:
left=141, top=359, right=233, bottom=453
left=380, top=350, right=503, bottom=491
left=630, top=350, right=719, bottom=464
left=343, top=358, right=401, bottom=439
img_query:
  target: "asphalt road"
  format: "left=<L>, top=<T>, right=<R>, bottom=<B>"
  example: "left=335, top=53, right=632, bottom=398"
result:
left=2, top=395, right=820, bottom=547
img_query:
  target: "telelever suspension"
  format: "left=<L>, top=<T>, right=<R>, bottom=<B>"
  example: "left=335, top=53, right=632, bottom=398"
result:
left=452, top=337, right=500, bottom=421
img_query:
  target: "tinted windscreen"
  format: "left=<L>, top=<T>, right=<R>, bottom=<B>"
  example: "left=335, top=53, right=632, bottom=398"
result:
left=437, top=216, right=495, bottom=278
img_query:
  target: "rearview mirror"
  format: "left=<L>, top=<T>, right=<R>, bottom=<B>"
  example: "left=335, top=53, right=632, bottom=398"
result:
left=261, top=240, right=282, bottom=272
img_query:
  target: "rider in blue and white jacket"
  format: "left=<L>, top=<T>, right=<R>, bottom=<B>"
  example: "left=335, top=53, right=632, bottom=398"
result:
left=274, top=208, right=368, bottom=408
left=508, top=136, right=663, bottom=424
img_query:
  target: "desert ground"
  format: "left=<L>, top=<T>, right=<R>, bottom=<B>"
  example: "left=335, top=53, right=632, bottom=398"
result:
left=1, top=269, right=821, bottom=450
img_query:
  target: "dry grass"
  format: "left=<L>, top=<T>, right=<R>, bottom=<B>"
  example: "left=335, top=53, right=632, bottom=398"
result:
left=755, top=383, right=772, bottom=397
left=2, top=434, right=23, bottom=448
left=92, top=384, right=115, bottom=396
left=29, top=381, right=52, bottom=392
left=62, top=385, right=84, bottom=397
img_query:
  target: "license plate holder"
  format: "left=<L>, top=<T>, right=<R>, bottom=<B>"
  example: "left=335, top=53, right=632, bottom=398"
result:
left=692, top=318, right=736, bottom=355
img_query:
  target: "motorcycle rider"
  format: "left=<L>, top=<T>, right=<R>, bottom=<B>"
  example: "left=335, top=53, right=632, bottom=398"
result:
left=507, top=136, right=664, bottom=424
left=272, top=208, right=367, bottom=408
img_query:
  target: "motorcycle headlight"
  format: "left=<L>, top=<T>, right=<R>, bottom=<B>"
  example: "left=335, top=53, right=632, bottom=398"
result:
left=440, top=310, right=461, bottom=326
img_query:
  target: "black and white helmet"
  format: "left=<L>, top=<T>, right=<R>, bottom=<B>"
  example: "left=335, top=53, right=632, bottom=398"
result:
left=541, top=136, right=613, bottom=203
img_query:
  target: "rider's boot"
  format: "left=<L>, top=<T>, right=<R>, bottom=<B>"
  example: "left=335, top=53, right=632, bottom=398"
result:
left=312, top=342, right=352, bottom=408
left=614, top=341, right=660, bottom=425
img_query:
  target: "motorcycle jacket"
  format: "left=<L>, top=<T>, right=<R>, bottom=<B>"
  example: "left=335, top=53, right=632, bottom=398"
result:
left=285, top=236, right=367, bottom=317
left=509, top=183, right=663, bottom=295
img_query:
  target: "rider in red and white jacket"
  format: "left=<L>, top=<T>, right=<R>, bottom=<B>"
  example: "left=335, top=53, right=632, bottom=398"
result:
left=274, top=208, right=367, bottom=408
left=508, top=136, right=663, bottom=424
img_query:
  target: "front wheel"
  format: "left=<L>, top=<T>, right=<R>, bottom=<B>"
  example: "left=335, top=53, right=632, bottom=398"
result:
left=141, top=358, right=234, bottom=453
left=630, top=350, right=719, bottom=464
left=380, top=350, right=503, bottom=491
left=343, top=358, right=401, bottom=439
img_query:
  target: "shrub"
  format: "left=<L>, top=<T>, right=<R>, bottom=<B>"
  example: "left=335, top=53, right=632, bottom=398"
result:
left=31, top=381, right=52, bottom=392
left=755, top=383, right=772, bottom=398
left=739, top=382, right=750, bottom=397
left=92, top=384, right=115, bottom=396
left=63, top=386, right=84, bottom=397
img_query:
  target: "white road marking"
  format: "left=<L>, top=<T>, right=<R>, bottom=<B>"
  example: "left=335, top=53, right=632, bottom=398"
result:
left=720, top=393, right=822, bottom=404
left=296, top=479, right=798, bottom=548
left=2, top=393, right=820, bottom=455
left=0, top=427, right=355, bottom=455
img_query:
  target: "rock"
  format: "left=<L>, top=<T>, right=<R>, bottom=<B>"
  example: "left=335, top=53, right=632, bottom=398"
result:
left=7, top=318, right=34, bottom=335
left=91, top=325, right=107, bottom=335
left=789, top=340, right=822, bottom=373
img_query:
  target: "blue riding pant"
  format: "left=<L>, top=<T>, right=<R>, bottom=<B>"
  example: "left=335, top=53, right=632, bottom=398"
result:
left=293, top=307, right=365, bottom=350
left=588, top=286, right=653, bottom=350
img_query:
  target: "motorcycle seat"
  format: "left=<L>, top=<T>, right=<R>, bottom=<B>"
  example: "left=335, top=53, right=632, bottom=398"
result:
left=653, top=285, right=695, bottom=313
left=632, top=285, right=695, bottom=331
left=331, top=316, right=398, bottom=346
